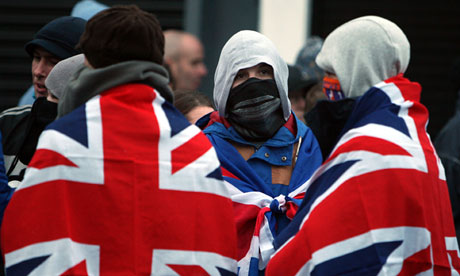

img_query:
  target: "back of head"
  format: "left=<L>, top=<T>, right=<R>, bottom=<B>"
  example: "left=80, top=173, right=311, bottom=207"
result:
left=78, top=5, right=164, bottom=68
left=164, top=30, right=185, bottom=60
left=174, top=90, right=214, bottom=115
left=25, top=16, right=87, bottom=59
left=45, top=54, right=85, bottom=99
left=316, top=16, right=410, bottom=98
left=213, top=30, right=291, bottom=121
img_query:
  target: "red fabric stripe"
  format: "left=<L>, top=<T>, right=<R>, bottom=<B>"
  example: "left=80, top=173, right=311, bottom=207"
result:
left=171, top=133, right=212, bottom=174
left=29, top=149, right=78, bottom=169
left=221, top=166, right=240, bottom=180
left=327, top=136, right=412, bottom=163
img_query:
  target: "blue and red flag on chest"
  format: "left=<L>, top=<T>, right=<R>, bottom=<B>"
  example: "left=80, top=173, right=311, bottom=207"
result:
left=266, top=75, right=460, bottom=275
left=203, top=112, right=322, bottom=275
left=1, top=84, right=238, bottom=275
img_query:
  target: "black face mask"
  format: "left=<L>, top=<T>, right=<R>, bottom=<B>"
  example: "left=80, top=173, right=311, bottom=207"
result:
left=19, top=97, right=58, bottom=164
left=226, top=78, right=286, bottom=142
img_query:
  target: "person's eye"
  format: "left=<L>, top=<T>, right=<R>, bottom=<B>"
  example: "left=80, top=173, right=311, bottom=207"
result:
left=260, top=67, right=272, bottom=75
left=33, top=55, right=41, bottom=61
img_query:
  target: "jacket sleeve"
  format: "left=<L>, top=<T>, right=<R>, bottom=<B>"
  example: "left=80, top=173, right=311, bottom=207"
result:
left=434, top=116, right=460, bottom=247
left=0, top=131, right=14, bottom=227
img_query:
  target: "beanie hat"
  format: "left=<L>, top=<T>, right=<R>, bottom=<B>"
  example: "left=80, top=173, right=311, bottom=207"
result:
left=25, top=16, right=87, bottom=60
left=45, top=54, right=85, bottom=99
left=316, top=16, right=410, bottom=98
left=295, top=36, right=324, bottom=85
left=288, top=65, right=317, bottom=95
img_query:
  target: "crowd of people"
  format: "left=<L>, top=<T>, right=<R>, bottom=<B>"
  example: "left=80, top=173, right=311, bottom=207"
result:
left=0, top=2, right=459, bottom=275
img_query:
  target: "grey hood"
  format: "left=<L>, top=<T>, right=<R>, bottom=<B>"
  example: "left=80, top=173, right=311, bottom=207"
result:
left=58, top=60, right=172, bottom=118
left=316, top=16, right=410, bottom=98
left=45, top=54, right=85, bottom=99
left=213, top=30, right=291, bottom=121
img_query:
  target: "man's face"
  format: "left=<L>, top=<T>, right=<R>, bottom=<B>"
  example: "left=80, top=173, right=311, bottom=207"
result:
left=169, top=36, right=207, bottom=91
left=232, top=63, right=274, bottom=88
left=31, top=47, right=60, bottom=98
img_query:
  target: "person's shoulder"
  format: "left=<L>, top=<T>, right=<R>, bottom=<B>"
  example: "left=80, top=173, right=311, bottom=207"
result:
left=0, top=105, right=32, bottom=132
left=434, top=113, right=460, bottom=150
left=0, top=105, right=32, bottom=119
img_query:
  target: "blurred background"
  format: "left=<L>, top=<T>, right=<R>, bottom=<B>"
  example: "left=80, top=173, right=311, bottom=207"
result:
left=1, top=0, right=459, bottom=139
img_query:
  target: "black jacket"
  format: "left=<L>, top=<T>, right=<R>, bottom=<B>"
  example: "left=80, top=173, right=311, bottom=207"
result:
left=0, top=98, right=57, bottom=182
left=434, top=93, right=460, bottom=247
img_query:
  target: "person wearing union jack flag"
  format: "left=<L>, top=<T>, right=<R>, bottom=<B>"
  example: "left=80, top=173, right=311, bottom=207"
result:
left=266, top=16, right=460, bottom=275
left=197, top=30, right=323, bottom=275
left=1, top=5, right=238, bottom=275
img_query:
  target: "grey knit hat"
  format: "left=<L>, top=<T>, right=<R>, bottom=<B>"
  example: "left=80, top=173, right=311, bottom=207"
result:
left=45, top=54, right=85, bottom=99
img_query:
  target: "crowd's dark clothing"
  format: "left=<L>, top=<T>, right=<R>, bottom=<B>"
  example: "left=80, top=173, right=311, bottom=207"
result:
left=305, top=98, right=356, bottom=160
left=434, top=92, right=460, bottom=248
left=0, top=98, right=56, bottom=183
left=0, top=105, right=31, bottom=182
left=0, top=132, right=11, bottom=226
left=0, top=132, right=7, bottom=276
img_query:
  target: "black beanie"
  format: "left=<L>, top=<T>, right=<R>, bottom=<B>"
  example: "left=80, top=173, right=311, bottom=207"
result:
left=24, top=16, right=87, bottom=59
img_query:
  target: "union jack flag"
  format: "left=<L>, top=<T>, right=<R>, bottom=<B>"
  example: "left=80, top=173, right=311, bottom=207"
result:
left=1, top=83, right=238, bottom=275
left=266, top=75, right=460, bottom=275
left=203, top=113, right=322, bottom=275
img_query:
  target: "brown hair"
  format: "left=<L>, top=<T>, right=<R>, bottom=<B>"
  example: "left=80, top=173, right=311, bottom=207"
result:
left=173, top=90, right=214, bottom=116
left=78, top=5, right=164, bottom=68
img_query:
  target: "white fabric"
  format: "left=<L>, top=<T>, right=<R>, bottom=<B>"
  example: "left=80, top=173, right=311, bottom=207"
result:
left=213, top=30, right=291, bottom=121
left=316, top=16, right=410, bottom=98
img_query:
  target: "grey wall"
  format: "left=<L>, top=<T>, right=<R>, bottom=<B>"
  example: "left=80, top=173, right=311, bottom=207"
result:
left=184, top=0, right=259, bottom=101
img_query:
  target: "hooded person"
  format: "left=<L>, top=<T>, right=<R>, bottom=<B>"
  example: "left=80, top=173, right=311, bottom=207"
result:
left=266, top=16, right=460, bottom=275
left=45, top=53, right=85, bottom=102
left=1, top=5, right=238, bottom=275
left=197, top=30, right=322, bottom=275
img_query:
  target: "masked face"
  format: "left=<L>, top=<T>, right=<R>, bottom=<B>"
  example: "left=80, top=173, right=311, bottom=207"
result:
left=226, top=77, right=285, bottom=142
left=323, top=74, right=345, bottom=101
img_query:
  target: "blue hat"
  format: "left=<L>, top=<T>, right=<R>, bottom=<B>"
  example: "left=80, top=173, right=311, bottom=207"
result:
left=295, top=36, right=324, bottom=84
left=71, top=0, right=109, bottom=21
left=25, top=16, right=87, bottom=60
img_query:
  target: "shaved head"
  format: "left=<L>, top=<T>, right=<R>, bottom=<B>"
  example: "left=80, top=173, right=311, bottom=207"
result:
left=163, top=30, right=208, bottom=90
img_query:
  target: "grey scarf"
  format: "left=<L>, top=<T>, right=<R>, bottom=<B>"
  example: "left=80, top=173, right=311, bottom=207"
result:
left=58, top=60, right=173, bottom=118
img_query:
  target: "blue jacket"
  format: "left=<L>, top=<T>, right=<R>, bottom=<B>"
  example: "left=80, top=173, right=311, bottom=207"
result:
left=199, top=111, right=322, bottom=197
left=0, top=132, right=13, bottom=226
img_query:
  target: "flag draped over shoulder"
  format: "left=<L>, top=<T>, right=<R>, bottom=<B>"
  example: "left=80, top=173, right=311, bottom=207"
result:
left=266, top=75, right=460, bottom=275
left=205, top=119, right=322, bottom=276
left=1, top=84, right=238, bottom=275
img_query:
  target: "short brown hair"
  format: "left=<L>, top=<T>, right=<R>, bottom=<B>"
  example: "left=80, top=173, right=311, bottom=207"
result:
left=173, top=90, right=214, bottom=116
left=78, top=5, right=164, bottom=68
